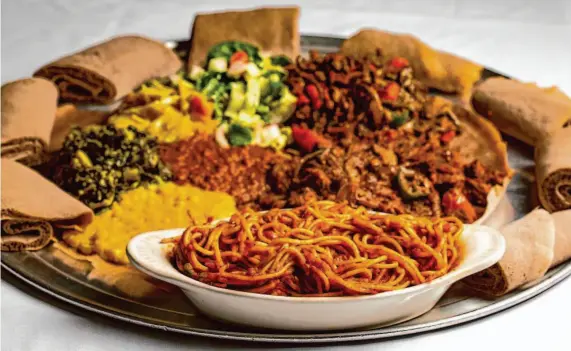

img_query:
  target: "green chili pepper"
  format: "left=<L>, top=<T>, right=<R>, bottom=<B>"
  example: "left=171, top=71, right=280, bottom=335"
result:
left=396, top=166, right=432, bottom=200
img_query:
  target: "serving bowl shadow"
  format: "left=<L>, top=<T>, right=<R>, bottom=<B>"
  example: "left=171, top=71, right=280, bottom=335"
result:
left=127, top=223, right=505, bottom=331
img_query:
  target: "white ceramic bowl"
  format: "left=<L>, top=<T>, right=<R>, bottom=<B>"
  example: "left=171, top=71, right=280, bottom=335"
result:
left=127, top=223, right=505, bottom=331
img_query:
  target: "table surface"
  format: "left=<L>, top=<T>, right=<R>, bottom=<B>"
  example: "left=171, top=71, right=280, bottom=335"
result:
left=2, top=1, right=571, bottom=350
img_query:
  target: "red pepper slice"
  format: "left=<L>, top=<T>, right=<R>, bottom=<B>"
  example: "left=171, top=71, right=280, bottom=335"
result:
left=442, top=189, right=477, bottom=222
left=306, top=85, right=319, bottom=100
left=440, top=130, right=456, bottom=143
left=292, top=125, right=318, bottom=153
left=189, top=94, right=213, bottom=121
left=292, top=125, right=331, bottom=153
left=379, top=82, right=401, bottom=101
left=388, top=57, right=410, bottom=70
left=306, top=84, right=322, bottom=109
left=297, top=94, right=310, bottom=106
left=230, top=50, right=249, bottom=65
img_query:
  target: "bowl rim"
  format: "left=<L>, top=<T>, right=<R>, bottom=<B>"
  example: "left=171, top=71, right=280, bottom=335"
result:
left=127, top=223, right=505, bottom=303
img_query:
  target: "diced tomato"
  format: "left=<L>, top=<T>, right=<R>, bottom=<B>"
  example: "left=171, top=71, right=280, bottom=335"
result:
left=388, top=57, right=410, bottom=70
left=379, top=82, right=400, bottom=101
left=189, top=94, right=213, bottom=121
left=440, top=130, right=456, bottom=143
left=297, top=94, right=310, bottom=106
left=306, top=84, right=322, bottom=109
left=190, top=96, right=206, bottom=115
left=292, top=125, right=331, bottom=153
left=292, top=125, right=319, bottom=153
left=230, top=50, right=249, bottom=65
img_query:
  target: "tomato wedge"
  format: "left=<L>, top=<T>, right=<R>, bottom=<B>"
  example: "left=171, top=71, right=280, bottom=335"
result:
left=388, top=57, right=410, bottom=70
left=379, top=82, right=401, bottom=101
left=292, top=125, right=330, bottom=153
left=230, top=50, right=249, bottom=65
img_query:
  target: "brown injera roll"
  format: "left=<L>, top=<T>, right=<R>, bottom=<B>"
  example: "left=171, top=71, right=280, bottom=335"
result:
left=340, top=29, right=483, bottom=95
left=49, top=104, right=109, bottom=152
left=551, top=210, right=571, bottom=267
left=188, top=7, right=300, bottom=68
left=1, top=159, right=93, bottom=252
left=472, top=77, right=571, bottom=147
left=535, top=127, right=571, bottom=212
left=34, top=35, right=182, bottom=104
left=1, top=78, right=59, bottom=166
left=463, top=208, right=555, bottom=296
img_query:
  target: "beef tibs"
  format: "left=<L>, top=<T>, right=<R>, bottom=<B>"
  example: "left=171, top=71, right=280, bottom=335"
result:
left=266, top=50, right=510, bottom=223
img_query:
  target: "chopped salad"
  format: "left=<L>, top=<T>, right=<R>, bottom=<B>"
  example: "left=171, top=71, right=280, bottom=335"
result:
left=109, top=41, right=297, bottom=150
left=189, top=41, right=297, bottom=150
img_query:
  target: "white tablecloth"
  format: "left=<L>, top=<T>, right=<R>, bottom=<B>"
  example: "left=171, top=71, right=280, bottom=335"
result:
left=2, top=1, right=571, bottom=350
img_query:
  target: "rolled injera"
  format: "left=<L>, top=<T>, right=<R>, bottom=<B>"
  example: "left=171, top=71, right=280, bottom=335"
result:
left=535, top=127, right=571, bottom=212
left=188, top=7, right=300, bottom=68
left=463, top=208, right=555, bottom=296
left=34, top=35, right=182, bottom=104
left=472, top=77, right=571, bottom=146
left=551, top=210, right=571, bottom=268
left=1, top=159, right=93, bottom=252
left=1, top=78, right=59, bottom=166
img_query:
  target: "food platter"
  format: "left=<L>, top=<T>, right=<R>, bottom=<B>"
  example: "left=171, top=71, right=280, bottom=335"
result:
left=2, top=34, right=571, bottom=344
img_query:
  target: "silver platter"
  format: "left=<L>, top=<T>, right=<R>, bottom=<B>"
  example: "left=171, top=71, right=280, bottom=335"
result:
left=2, top=35, right=570, bottom=343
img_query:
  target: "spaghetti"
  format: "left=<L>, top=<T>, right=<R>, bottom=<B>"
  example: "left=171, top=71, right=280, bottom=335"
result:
left=166, top=201, right=464, bottom=296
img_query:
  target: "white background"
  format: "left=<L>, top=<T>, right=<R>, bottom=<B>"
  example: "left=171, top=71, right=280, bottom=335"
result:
left=2, top=1, right=571, bottom=350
